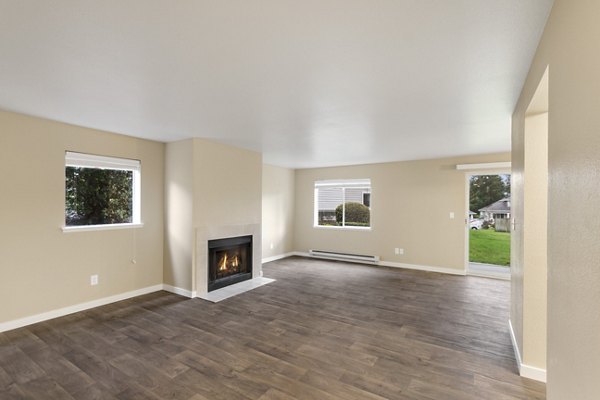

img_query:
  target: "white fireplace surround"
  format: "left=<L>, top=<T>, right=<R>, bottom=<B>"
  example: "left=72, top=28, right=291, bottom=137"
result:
left=194, top=223, right=262, bottom=297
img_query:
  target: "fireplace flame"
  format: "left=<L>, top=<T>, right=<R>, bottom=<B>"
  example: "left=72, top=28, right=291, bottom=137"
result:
left=217, top=252, right=240, bottom=273
left=219, top=254, right=228, bottom=272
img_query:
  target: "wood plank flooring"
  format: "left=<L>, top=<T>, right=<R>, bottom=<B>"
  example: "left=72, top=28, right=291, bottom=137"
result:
left=0, top=257, right=545, bottom=399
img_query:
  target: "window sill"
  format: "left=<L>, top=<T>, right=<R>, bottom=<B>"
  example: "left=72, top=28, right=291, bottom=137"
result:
left=313, top=225, right=371, bottom=231
left=62, top=223, right=144, bottom=233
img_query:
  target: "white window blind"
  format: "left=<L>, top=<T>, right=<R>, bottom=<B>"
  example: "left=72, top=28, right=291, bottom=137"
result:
left=65, top=151, right=140, bottom=171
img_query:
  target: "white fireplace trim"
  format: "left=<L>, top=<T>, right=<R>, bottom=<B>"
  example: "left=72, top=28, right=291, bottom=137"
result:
left=194, top=223, right=262, bottom=296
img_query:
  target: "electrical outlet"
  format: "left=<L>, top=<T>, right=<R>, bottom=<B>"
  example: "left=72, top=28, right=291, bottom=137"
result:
left=395, top=248, right=404, bottom=255
left=270, top=242, right=274, bottom=250
left=449, top=212, right=455, bottom=219
left=90, top=274, right=98, bottom=286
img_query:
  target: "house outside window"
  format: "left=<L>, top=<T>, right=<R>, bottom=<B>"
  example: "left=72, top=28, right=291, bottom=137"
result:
left=314, top=179, right=371, bottom=229
left=478, top=198, right=511, bottom=222
left=362, top=192, right=371, bottom=208
left=64, top=152, right=141, bottom=230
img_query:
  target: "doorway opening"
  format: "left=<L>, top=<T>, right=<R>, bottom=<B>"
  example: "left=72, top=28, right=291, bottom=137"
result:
left=467, top=172, right=511, bottom=279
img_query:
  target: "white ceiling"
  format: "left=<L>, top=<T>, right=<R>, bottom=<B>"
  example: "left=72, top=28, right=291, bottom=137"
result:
left=0, top=1, right=553, bottom=168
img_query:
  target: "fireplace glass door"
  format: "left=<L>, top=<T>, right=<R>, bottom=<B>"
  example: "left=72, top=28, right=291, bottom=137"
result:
left=207, top=235, right=252, bottom=291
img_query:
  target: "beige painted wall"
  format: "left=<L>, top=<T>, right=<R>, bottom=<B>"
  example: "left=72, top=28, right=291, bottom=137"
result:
left=192, top=139, right=263, bottom=294
left=163, top=138, right=263, bottom=294
left=262, top=164, right=295, bottom=259
left=511, top=70, right=549, bottom=374
left=192, top=139, right=262, bottom=229
left=510, top=115, right=526, bottom=365
left=164, top=140, right=194, bottom=290
left=294, top=153, right=509, bottom=270
left=523, top=112, right=548, bottom=369
left=512, top=0, right=600, bottom=397
left=0, top=110, right=164, bottom=324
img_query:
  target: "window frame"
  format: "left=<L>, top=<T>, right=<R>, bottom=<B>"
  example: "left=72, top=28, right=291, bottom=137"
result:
left=62, top=151, right=143, bottom=233
left=313, top=179, right=372, bottom=230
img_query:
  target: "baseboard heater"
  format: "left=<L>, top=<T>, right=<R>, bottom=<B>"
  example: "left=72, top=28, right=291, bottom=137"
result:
left=309, top=249, right=380, bottom=264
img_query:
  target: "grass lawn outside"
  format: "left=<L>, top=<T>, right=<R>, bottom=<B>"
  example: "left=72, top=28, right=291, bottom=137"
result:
left=469, top=229, right=511, bottom=266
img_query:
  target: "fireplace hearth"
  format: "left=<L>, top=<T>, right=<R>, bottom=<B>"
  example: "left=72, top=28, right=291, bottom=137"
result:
left=207, top=235, right=253, bottom=292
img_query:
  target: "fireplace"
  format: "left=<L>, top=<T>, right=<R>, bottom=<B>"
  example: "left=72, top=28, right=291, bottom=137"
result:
left=207, top=235, right=253, bottom=292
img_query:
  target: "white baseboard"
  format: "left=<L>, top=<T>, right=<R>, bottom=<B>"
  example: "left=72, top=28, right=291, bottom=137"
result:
left=508, top=319, right=523, bottom=369
left=0, top=284, right=163, bottom=333
left=292, top=251, right=311, bottom=258
left=521, top=364, right=547, bottom=383
left=292, top=252, right=466, bottom=276
left=509, top=319, right=547, bottom=383
left=468, top=271, right=511, bottom=281
left=468, top=263, right=511, bottom=281
left=378, top=260, right=466, bottom=276
left=162, top=284, right=196, bottom=298
left=262, top=252, right=295, bottom=264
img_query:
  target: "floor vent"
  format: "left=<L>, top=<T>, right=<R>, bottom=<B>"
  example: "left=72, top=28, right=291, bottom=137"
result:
left=309, top=250, right=380, bottom=264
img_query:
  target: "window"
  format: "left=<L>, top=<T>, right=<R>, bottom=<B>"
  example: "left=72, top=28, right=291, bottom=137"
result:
left=64, top=152, right=141, bottom=230
left=314, top=179, right=371, bottom=229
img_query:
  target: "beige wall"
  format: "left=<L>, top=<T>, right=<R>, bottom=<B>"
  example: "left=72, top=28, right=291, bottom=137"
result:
left=192, top=139, right=263, bottom=295
left=262, top=164, right=295, bottom=259
left=510, top=113, right=526, bottom=365
left=163, top=138, right=263, bottom=295
left=0, top=110, right=164, bottom=324
left=164, top=140, right=194, bottom=290
left=192, top=139, right=262, bottom=229
left=511, top=69, right=549, bottom=374
left=522, top=112, right=548, bottom=369
left=294, top=153, right=509, bottom=270
left=512, top=0, right=600, bottom=397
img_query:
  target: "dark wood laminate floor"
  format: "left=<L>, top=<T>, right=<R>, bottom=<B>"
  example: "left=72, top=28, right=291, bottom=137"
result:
left=0, top=257, right=545, bottom=400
